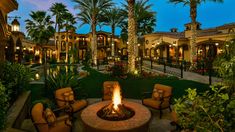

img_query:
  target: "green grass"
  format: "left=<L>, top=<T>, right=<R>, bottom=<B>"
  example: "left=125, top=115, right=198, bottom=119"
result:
left=28, top=67, right=210, bottom=103
left=79, top=67, right=209, bottom=100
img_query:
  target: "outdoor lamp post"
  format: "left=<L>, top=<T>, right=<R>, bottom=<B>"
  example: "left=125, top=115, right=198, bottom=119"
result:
left=11, top=18, right=20, bottom=32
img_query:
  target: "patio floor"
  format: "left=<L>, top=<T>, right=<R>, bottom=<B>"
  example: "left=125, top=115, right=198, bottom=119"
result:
left=21, top=98, right=176, bottom=132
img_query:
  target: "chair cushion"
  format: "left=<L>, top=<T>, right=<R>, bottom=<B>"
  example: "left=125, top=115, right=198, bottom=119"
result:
left=31, top=103, right=49, bottom=131
left=143, top=98, right=170, bottom=109
left=63, top=91, right=74, bottom=102
left=103, top=81, right=120, bottom=100
left=153, top=84, right=172, bottom=98
left=152, top=89, right=164, bottom=100
left=44, top=108, right=57, bottom=126
left=55, top=87, right=73, bottom=107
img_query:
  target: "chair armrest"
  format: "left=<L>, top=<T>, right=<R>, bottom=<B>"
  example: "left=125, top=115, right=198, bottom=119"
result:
left=33, top=122, right=48, bottom=125
left=56, top=115, right=70, bottom=122
left=56, top=115, right=72, bottom=127
left=159, top=95, right=173, bottom=104
left=162, top=94, right=172, bottom=99
left=142, top=92, right=152, bottom=99
left=55, top=98, right=68, bottom=102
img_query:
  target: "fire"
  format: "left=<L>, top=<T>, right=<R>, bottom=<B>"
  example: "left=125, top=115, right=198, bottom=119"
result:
left=112, top=84, right=122, bottom=110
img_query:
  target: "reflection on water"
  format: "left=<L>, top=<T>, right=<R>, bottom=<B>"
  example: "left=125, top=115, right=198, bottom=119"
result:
left=35, top=64, right=80, bottom=81
left=47, top=65, right=79, bottom=76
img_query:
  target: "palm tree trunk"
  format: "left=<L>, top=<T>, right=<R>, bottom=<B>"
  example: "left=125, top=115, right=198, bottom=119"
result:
left=91, top=16, right=97, bottom=66
left=111, top=25, right=115, bottom=56
left=190, top=1, right=197, bottom=65
left=57, top=24, right=61, bottom=62
left=42, top=47, right=47, bottom=88
left=66, top=26, right=69, bottom=64
left=54, top=17, right=58, bottom=62
left=128, top=0, right=136, bottom=73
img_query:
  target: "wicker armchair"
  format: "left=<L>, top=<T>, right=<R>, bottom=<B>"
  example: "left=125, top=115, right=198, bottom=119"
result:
left=142, top=84, right=173, bottom=118
left=54, top=87, right=88, bottom=114
left=31, top=103, right=72, bottom=132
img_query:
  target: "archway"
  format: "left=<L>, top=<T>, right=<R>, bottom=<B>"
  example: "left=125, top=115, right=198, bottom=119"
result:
left=16, top=38, right=23, bottom=63
left=196, top=40, right=225, bottom=61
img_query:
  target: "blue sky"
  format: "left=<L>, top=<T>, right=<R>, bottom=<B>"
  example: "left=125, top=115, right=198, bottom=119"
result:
left=9, top=0, right=235, bottom=35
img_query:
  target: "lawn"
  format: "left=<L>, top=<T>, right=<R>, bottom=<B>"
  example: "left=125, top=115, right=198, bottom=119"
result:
left=28, top=67, right=210, bottom=104
left=79, top=67, right=209, bottom=100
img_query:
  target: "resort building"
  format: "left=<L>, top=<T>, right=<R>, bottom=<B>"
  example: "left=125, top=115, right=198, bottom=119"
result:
left=0, top=0, right=18, bottom=61
left=54, top=31, right=126, bottom=63
left=5, top=18, right=25, bottom=63
left=143, top=22, right=235, bottom=63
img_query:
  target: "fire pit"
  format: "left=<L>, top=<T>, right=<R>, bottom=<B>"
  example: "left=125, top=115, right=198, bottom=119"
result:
left=81, top=84, right=151, bottom=132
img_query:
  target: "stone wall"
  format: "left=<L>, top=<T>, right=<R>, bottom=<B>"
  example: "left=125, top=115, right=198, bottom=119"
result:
left=5, top=91, right=31, bottom=132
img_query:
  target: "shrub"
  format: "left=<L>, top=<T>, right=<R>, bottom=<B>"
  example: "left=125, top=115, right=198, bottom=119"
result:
left=0, top=82, right=9, bottom=130
left=213, top=40, right=235, bottom=93
left=111, top=62, right=127, bottom=77
left=0, top=62, right=34, bottom=103
left=174, top=84, right=235, bottom=131
left=46, top=72, right=80, bottom=90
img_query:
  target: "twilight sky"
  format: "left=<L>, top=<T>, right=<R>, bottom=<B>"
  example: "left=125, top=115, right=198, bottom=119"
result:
left=9, top=0, right=235, bottom=36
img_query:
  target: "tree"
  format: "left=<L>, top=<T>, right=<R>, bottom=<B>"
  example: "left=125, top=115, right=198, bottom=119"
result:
left=73, top=0, right=113, bottom=66
left=128, top=0, right=136, bottom=73
left=169, top=0, right=223, bottom=64
left=50, top=3, right=68, bottom=32
left=62, top=11, right=77, bottom=63
left=101, top=7, right=125, bottom=56
left=25, top=11, right=55, bottom=81
left=213, top=39, right=235, bottom=94
left=121, top=0, right=156, bottom=38
left=50, top=3, right=68, bottom=62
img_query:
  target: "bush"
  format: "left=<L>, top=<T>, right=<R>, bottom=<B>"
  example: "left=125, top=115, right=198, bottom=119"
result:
left=174, top=84, right=235, bottom=131
left=0, top=82, right=9, bottom=130
left=0, top=62, right=34, bottom=103
left=111, top=63, right=127, bottom=77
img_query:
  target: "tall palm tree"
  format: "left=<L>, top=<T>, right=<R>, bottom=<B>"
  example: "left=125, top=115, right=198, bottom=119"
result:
left=169, top=0, right=223, bottom=64
left=122, top=0, right=156, bottom=59
left=101, top=7, right=125, bottom=56
left=73, top=0, right=113, bottom=66
left=122, top=0, right=156, bottom=36
left=62, top=11, right=77, bottom=63
left=25, top=11, right=55, bottom=82
left=128, top=0, right=136, bottom=73
left=50, top=3, right=68, bottom=62
left=50, top=3, right=68, bottom=32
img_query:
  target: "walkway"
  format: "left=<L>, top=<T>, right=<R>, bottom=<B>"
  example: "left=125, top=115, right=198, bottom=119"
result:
left=142, top=60, right=222, bottom=85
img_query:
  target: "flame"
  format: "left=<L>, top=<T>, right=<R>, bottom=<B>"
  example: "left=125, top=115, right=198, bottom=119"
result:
left=112, top=84, right=122, bottom=110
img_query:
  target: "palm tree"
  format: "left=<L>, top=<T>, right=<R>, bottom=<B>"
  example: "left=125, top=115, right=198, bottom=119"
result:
left=101, top=7, right=125, bottom=56
left=121, top=0, right=156, bottom=59
left=128, top=0, right=136, bottom=73
left=122, top=0, right=156, bottom=37
left=50, top=3, right=68, bottom=62
left=169, top=0, right=223, bottom=64
left=25, top=11, right=55, bottom=82
left=62, top=11, right=77, bottom=63
left=73, top=0, right=113, bottom=66
left=50, top=3, right=68, bottom=32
